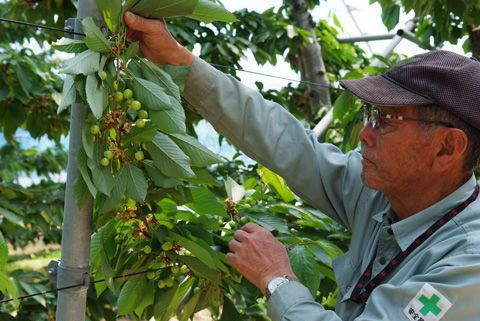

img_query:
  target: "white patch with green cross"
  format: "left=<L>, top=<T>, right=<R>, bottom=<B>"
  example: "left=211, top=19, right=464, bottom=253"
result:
left=403, top=283, right=452, bottom=321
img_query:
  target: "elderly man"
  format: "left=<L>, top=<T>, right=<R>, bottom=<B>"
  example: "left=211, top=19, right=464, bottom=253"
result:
left=124, top=12, right=480, bottom=321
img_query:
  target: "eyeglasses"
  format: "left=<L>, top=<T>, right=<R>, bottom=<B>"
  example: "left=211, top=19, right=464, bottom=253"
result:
left=363, top=104, right=454, bottom=131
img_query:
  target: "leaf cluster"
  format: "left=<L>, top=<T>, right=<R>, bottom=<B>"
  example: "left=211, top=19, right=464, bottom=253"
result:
left=373, top=0, right=480, bottom=53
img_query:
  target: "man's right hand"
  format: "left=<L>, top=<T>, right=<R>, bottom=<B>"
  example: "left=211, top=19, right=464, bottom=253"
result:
left=123, top=12, right=195, bottom=67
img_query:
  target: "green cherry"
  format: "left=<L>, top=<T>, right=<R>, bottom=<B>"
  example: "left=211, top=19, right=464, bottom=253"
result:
left=131, top=100, right=142, bottom=111
left=100, top=158, right=110, bottom=167
left=143, top=245, right=152, bottom=254
left=161, top=242, right=173, bottom=251
left=101, top=71, right=107, bottom=81
left=240, top=216, right=250, bottom=224
left=90, top=125, right=100, bottom=135
left=135, top=119, right=146, bottom=128
left=228, top=220, right=236, bottom=228
left=135, top=150, right=145, bottom=161
left=103, top=150, right=114, bottom=160
left=146, top=272, right=156, bottom=280
left=123, top=89, right=133, bottom=100
left=138, top=110, right=149, bottom=119
left=114, top=91, right=124, bottom=102
left=157, top=280, right=165, bottom=288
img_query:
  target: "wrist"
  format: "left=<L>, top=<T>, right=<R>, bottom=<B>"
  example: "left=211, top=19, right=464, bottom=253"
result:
left=169, top=46, right=195, bottom=66
left=265, top=275, right=298, bottom=299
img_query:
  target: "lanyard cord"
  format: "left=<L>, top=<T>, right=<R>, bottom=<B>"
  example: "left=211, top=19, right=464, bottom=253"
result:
left=350, top=184, right=480, bottom=303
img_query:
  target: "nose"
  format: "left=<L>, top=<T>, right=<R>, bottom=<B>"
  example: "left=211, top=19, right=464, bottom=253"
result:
left=359, top=122, right=375, bottom=148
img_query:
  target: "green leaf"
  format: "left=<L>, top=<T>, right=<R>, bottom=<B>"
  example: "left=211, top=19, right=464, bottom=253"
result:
left=60, top=50, right=101, bottom=75
left=257, top=166, right=295, bottom=203
left=333, top=91, right=356, bottom=120
left=82, top=17, right=112, bottom=53
left=15, top=63, right=33, bottom=96
left=153, top=285, right=178, bottom=320
left=86, top=74, right=107, bottom=119
left=0, top=207, right=24, bottom=227
left=189, top=187, right=227, bottom=217
left=52, top=38, right=88, bottom=53
left=89, top=145, right=115, bottom=197
left=77, top=148, right=98, bottom=197
left=0, top=232, right=7, bottom=270
left=130, top=77, right=171, bottom=111
left=185, top=168, right=221, bottom=186
left=120, top=164, right=148, bottom=202
left=381, top=4, right=400, bottom=31
left=179, top=290, right=202, bottom=321
left=163, top=277, right=195, bottom=320
left=139, top=58, right=181, bottom=102
left=163, top=64, right=190, bottom=92
left=98, top=169, right=128, bottom=214
left=169, top=133, right=222, bottom=167
left=219, top=296, right=242, bottom=321
left=0, top=272, right=18, bottom=306
left=144, top=160, right=182, bottom=188
left=187, top=0, right=237, bottom=23
left=150, top=98, right=186, bottom=134
left=73, top=175, right=92, bottom=209
left=289, top=246, right=321, bottom=296
left=131, top=0, right=197, bottom=19
left=134, top=281, right=154, bottom=317
left=125, top=42, right=140, bottom=62
left=179, top=256, right=221, bottom=285
left=247, top=212, right=288, bottom=233
left=117, top=275, right=147, bottom=316
left=58, top=75, right=76, bottom=114
left=75, top=75, right=87, bottom=102
left=146, top=132, right=194, bottom=178
left=96, top=0, right=122, bottom=33
left=123, top=122, right=157, bottom=144
left=82, top=121, right=95, bottom=159
left=170, top=232, right=217, bottom=269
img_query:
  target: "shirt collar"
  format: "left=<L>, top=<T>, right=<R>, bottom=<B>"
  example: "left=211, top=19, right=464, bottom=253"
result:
left=390, top=174, right=478, bottom=251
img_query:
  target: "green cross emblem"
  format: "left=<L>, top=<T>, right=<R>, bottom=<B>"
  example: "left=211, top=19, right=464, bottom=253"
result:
left=419, top=294, right=442, bottom=316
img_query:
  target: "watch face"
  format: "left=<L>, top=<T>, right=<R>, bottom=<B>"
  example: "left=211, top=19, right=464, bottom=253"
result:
left=268, top=276, right=289, bottom=293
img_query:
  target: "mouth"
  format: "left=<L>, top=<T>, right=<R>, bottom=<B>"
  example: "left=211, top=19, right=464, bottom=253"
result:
left=361, top=154, right=374, bottom=166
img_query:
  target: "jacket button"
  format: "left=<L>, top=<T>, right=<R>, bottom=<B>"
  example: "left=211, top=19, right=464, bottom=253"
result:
left=379, top=257, right=387, bottom=265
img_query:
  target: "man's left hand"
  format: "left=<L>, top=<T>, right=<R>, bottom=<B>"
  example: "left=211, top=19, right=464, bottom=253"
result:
left=226, top=223, right=296, bottom=295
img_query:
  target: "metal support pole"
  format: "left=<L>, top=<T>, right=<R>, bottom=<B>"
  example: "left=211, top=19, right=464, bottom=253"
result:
left=337, top=33, right=396, bottom=43
left=313, top=20, right=417, bottom=138
left=55, top=1, right=102, bottom=320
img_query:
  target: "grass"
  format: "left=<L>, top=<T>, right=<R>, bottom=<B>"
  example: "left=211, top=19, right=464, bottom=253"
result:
left=7, top=243, right=61, bottom=273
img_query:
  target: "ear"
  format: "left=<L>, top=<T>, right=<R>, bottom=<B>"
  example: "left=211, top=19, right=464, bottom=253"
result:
left=432, top=128, right=468, bottom=171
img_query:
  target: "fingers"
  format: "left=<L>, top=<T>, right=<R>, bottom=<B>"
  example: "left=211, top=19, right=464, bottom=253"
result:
left=233, top=229, right=248, bottom=242
left=242, top=222, right=262, bottom=233
left=228, top=239, right=241, bottom=253
left=124, top=12, right=156, bottom=33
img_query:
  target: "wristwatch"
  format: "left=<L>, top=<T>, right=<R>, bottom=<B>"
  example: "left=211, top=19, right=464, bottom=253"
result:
left=266, top=275, right=297, bottom=299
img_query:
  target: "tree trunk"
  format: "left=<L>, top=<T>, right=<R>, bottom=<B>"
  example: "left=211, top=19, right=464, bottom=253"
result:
left=288, top=0, right=331, bottom=120
left=468, top=25, right=480, bottom=60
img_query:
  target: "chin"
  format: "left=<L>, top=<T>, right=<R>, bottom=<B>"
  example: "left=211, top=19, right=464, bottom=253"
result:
left=361, top=171, right=381, bottom=191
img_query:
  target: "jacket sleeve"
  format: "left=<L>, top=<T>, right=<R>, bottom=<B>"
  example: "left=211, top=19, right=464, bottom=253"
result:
left=267, top=281, right=343, bottom=321
left=267, top=254, right=480, bottom=321
left=181, top=57, right=368, bottom=230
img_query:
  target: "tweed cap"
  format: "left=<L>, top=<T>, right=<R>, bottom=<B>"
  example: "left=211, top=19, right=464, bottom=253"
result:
left=340, top=50, right=480, bottom=130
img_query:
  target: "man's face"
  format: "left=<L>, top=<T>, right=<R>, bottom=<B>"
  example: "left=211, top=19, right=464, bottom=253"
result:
left=359, top=105, right=436, bottom=195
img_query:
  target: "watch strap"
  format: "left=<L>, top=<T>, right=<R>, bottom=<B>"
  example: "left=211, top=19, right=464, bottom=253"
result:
left=265, top=275, right=298, bottom=299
